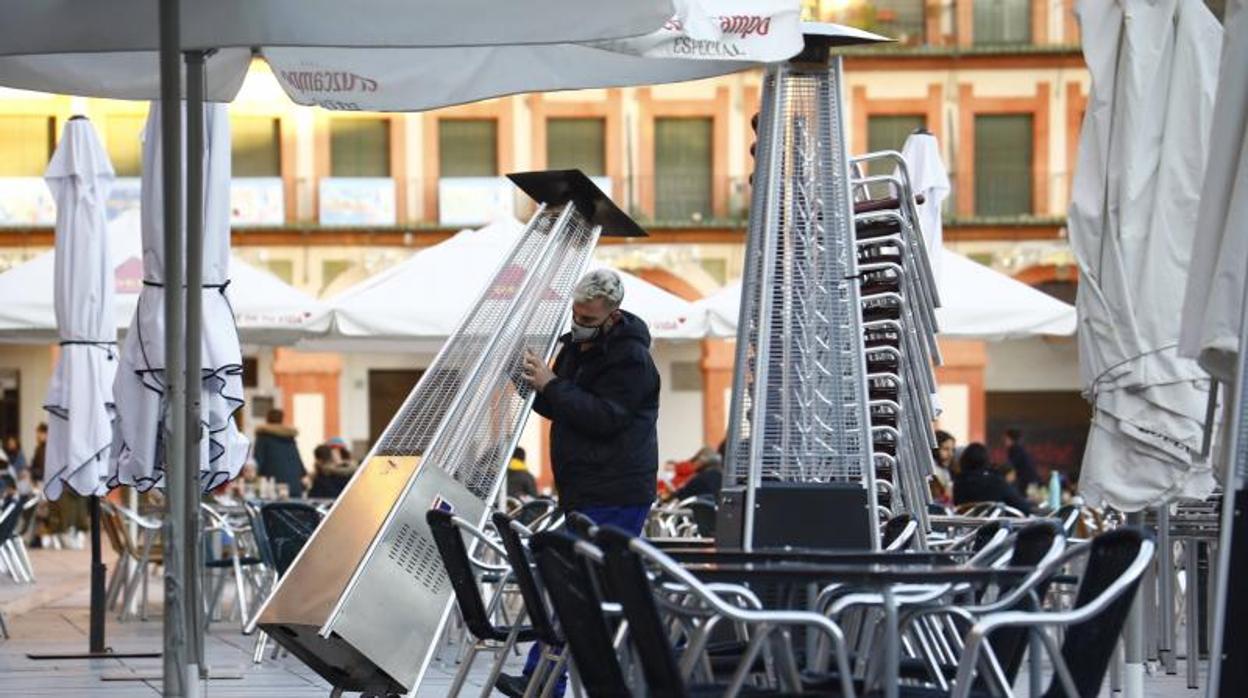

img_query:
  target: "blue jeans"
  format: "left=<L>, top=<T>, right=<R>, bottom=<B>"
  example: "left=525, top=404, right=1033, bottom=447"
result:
left=521, top=504, right=650, bottom=695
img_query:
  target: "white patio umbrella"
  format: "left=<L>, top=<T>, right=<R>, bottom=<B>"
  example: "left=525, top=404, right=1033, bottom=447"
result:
left=1068, top=0, right=1222, bottom=513
left=898, top=130, right=950, bottom=283
left=112, top=102, right=248, bottom=493
left=41, top=117, right=117, bottom=500
left=310, top=217, right=707, bottom=348
left=0, top=1, right=802, bottom=110
left=1179, top=0, right=1248, bottom=385
left=696, top=248, right=1076, bottom=340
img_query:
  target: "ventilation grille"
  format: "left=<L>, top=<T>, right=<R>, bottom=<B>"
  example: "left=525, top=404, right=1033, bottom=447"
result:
left=387, top=523, right=446, bottom=595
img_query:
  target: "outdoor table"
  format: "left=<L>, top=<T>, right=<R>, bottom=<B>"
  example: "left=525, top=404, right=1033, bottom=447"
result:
left=683, top=561, right=1032, bottom=698
left=663, top=548, right=969, bottom=566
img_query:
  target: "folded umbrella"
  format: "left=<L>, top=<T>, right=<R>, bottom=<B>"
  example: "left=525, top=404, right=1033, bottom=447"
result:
left=42, top=117, right=117, bottom=500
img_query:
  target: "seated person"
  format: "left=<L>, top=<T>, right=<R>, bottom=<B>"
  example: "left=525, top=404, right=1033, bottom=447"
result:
left=307, top=445, right=355, bottom=499
left=665, top=451, right=723, bottom=502
left=505, top=447, right=539, bottom=501
left=953, top=442, right=1031, bottom=514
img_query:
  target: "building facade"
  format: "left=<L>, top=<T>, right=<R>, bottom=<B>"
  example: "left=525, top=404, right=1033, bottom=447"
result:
left=4, top=0, right=1184, bottom=478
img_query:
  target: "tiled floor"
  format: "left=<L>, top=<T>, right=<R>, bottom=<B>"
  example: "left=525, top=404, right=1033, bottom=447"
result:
left=0, top=548, right=1210, bottom=696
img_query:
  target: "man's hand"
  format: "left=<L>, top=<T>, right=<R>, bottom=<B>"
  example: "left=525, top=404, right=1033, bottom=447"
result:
left=521, top=350, right=555, bottom=392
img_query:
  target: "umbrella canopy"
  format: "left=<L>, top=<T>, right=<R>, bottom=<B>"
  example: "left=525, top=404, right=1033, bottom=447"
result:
left=310, top=218, right=706, bottom=347
left=41, top=117, right=117, bottom=500
left=0, top=209, right=326, bottom=345
left=697, top=248, right=1076, bottom=340
left=1068, top=0, right=1222, bottom=511
left=898, top=130, right=950, bottom=283
left=1179, top=0, right=1248, bottom=384
left=112, top=103, right=248, bottom=493
left=0, top=1, right=804, bottom=110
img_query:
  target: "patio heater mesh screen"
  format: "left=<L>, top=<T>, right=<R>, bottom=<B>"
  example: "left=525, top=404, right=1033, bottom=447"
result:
left=721, top=47, right=878, bottom=549
left=255, top=171, right=633, bottom=695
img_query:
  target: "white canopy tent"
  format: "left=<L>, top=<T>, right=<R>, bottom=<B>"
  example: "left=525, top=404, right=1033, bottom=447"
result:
left=0, top=209, right=326, bottom=346
left=696, top=247, right=1076, bottom=340
left=307, top=218, right=707, bottom=351
left=1069, top=0, right=1222, bottom=513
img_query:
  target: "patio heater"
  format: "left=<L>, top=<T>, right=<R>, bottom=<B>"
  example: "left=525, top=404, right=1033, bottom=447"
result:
left=253, top=170, right=644, bottom=695
left=718, top=24, right=938, bottom=552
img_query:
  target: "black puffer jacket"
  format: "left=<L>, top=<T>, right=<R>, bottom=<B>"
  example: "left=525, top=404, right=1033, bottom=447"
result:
left=532, top=310, right=660, bottom=510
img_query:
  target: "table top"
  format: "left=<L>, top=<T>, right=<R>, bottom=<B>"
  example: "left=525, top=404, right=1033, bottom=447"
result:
left=664, top=549, right=969, bottom=566
left=683, top=561, right=1034, bottom=586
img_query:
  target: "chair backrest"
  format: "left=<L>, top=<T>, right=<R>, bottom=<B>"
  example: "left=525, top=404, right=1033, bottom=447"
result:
left=990, top=519, right=1064, bottom=684
left=1045, top=528, right=1149, bottom=698
left=259, top=501, right=322, bottom=577
left=688, top=497, right=717, bottom=538
left=427, top=509, right=498, bottom=642
left=530, top=530, right=630, bottom=696
left=491, top=511, right=560, bottom=646
left=566, top=511, right=597, bottom=539
left=970, top=520, right=1003, bottom=553
left=1052, top=504, right=1080, bottom=536
left=99, top=503, right=128, bottom=556
left=597, top=525, right=690, bottom=698
left=0, top=499, right=18, bottom=541
left=513, top=498, right=557, bottom=527
left=881, top=513, right=915, bottom=550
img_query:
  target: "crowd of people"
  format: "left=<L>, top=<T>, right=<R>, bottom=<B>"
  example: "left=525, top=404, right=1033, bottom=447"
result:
left=1, top=423, right=91, bottom=549
left=226, top=408, right=360, bottom=502
left=929, top=428, right=1075, bottom=514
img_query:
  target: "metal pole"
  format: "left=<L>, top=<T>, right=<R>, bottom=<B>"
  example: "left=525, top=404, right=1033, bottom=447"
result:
left=1123, top=511, right=1145, bottom=698
left=183, top=49, right=206, bottom=678
left=88, top=496, right=105, bottom=653
left=158, top=0, right=192, bottom=694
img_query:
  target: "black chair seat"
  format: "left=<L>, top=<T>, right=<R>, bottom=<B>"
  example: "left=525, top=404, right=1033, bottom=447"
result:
left=481, top=624, right=539, bottom=644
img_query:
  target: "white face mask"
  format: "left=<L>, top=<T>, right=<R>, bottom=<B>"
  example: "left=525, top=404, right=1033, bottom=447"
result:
left=569, top=320, right=602, bottom=343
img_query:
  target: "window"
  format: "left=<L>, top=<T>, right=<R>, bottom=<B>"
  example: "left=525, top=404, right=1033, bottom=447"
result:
left=654, top=117, right=712, bottom=221
left=104, top=115, right=145, bottom=177
left=974, top=114, right=1033, bottom=216
left=546, top=118, right=605, bottom=175
left=330, top=118, right=390, bottom=177
left=973, top=0, right=1031, bottom=44
left=865, top=114, right=925, bottom=179
left=0, top=116, right=55, bottom=176
left=232, top=116, right=281, bottom=177
left=439, top=120, right=497, bottom=177
left=870, top=0, right=926, bottom=46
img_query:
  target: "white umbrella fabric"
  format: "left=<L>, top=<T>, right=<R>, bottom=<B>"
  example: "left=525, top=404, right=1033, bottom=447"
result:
left=1179, top=0, right=1248, bottom=384
left=112, top=103, right=248, bottom=493
left=1068, top=0, right=1222, bottom=512
left=41, top=117, right=117, bottom=500
left=310, top=218, right=706, bottom=347
left=0, top=209, right=327, bottom=346
left=898, top=130, right=950, bottom=284
left=0, top=1, right=801, bottom=111
left=696, top=248, right=1076, bottom=340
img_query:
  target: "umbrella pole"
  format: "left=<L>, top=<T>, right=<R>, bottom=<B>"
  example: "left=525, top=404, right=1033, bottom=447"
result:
left=25, top=494, right=161, bottom=661
left=183, top=48, right=206, bottom=675
left=88, top=495, right=105, bottom=653
left=159, top=0, right=194, bottom=695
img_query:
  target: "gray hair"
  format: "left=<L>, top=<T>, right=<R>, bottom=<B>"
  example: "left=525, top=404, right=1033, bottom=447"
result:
left=573, top=269, right=624, bottom=309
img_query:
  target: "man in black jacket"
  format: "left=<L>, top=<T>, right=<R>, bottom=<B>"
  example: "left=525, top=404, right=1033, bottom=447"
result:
left=502, top=269, right=660, bottom=698
left=521, top=268, right=661, bottom=534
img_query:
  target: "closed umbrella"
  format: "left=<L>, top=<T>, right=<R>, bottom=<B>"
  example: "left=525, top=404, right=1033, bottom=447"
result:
left=898, top=130, right=950, bottom=284
left=1069, top=0, right=1222, bottom=512
left=41, top=117, right=116, bottom=500
left=112, top=102, right=248, bottom=493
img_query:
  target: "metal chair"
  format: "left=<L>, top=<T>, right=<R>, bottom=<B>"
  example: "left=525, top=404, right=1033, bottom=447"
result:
left=428, top=508, right=536, bottom=698
left=246, top=500, right=322, bottom=663
left=101, top=501, right=162, bottom=621
left=200, top=503, right=265, bottom=630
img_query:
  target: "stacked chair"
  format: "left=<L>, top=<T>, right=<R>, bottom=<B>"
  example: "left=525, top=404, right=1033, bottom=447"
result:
left=849, top=152, right=942, bottom=536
